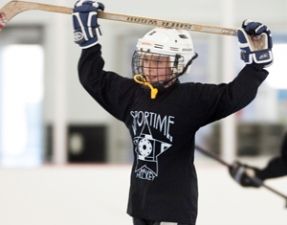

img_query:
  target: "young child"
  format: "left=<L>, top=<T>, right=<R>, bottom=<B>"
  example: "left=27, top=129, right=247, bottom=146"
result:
left=72, top=1, right=273, bottom=224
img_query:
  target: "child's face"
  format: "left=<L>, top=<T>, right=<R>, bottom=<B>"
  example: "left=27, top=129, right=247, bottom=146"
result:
left=141, top=55, right=173, bottom=83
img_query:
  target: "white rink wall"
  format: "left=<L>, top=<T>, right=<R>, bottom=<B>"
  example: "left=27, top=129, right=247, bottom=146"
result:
left=0, top=160, right=286, bottom=225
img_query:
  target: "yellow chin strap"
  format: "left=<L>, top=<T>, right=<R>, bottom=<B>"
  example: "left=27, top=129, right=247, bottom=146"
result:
left=133, top=74, right=158, bottom=99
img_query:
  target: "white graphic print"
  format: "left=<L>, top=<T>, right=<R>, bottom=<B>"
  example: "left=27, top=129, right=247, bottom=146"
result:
left=130, top=111, right=174, bottom=181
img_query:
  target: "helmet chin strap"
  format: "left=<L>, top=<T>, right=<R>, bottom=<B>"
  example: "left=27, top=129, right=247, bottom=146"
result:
left=134, top=53, right=198, bottom=99
left=161, top=52, right=199, bottom=86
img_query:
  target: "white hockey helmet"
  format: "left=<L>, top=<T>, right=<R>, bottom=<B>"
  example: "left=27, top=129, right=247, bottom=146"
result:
left=132, top=27, right=197, bottom=99
left=132, top=27, right=196, bottom=76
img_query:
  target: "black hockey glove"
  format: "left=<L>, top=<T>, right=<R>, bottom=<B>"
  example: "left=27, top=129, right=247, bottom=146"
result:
left=72, top=0, right=105, bottom=49
left=237, top=19, right=273, bottom=68
left=229, top=161, right=263, bottom=188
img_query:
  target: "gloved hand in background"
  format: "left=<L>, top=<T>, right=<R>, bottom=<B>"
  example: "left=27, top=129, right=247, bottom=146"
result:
left=229, top=161, right=263, bottom=188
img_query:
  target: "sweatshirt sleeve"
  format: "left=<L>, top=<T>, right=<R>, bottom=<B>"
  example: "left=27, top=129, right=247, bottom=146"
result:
left=77, top=44, right=137, bottom=121
left=196, top=64, right=269, bottom=125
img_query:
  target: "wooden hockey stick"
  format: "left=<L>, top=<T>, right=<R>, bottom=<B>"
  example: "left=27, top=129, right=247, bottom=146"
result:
left=0, top=0, right=237, bottom=36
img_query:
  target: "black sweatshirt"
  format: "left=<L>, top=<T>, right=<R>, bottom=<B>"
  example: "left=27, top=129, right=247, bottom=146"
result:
left=78, top=44, right=268, bottom=224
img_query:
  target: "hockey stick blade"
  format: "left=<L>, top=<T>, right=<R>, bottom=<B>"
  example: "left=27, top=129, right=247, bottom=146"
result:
left=0, top=0, right=72, bottom=31
left=0, top=0, right=237, bottom=36
left=195, top=145, right=287, bottom=208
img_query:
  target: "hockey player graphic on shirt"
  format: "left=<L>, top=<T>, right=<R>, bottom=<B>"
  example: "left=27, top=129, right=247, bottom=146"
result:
left=131, top=111, right=173, bottom=181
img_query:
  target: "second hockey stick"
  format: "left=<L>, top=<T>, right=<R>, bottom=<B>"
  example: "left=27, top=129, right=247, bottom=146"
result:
left=195, top=144, right=287, bottom=208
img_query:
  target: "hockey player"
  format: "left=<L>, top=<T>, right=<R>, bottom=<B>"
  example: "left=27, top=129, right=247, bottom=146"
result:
left=229, top=131, right=287, bottom=187
left=72, top=1, right=273, bottom=224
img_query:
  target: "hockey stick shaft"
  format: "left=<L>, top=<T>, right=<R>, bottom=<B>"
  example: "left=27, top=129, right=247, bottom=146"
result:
left=195, top=145, right=230, bottom=167
left=195, top=145, right=287, bottom=205
left=0, top=1, right=237, bottom=36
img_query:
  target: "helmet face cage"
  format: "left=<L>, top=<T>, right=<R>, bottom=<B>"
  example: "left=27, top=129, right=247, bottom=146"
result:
left=132, top=50, right=184, bottom=84
left=132, top=27, right=195, bottom=88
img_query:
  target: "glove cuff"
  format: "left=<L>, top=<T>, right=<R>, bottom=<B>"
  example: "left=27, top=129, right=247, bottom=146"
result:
left=253, top=50, right=273, bottom=67
left=74, top=28, right=100, bottom=49
left=80, top=38, right=99, bottom=49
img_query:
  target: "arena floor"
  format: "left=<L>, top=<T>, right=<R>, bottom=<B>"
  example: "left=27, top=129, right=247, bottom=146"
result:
left=0, top=157, right=286, bottom=225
